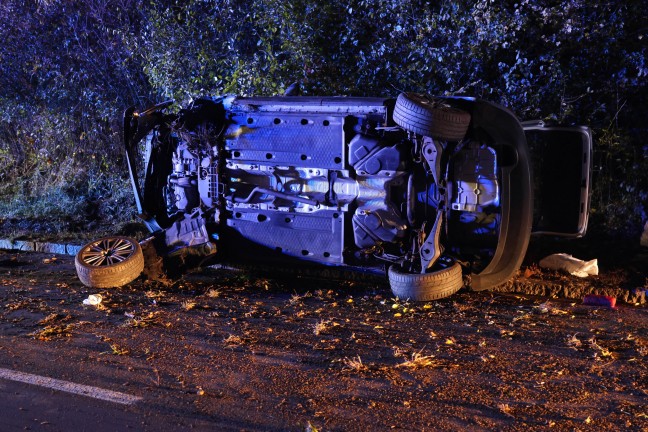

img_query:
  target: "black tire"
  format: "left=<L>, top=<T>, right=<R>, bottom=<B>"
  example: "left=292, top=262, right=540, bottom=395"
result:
left=388, top=262, right=464, bottom=301
left=75, top=236, right=144, bottom=288
left=393, top=92, right=471, bottom=141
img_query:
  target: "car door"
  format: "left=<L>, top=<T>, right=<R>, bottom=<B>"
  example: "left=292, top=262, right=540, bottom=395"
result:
left=523, top=122, right=593, bottom=237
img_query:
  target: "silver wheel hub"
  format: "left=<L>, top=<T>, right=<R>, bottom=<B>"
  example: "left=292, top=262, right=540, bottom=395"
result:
left=81, top=238, right=135, bottom=267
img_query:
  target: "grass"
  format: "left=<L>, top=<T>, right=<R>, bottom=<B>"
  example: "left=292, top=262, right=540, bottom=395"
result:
left=0, top=157, right=142, bottom=244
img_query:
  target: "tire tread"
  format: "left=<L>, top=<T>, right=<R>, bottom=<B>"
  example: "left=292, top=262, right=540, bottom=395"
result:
left=393, top=93, right=471, bottom=141
left=388, top=263, right=464, bottom=301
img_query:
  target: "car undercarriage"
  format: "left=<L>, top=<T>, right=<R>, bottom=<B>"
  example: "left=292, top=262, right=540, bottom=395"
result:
left=75, top=92, right=592, bottom=301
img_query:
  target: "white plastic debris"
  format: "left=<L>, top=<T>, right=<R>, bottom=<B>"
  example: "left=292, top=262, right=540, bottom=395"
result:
left=538, top=253, right=598, bottom=278
left=82, top=294, right=103, bottom=306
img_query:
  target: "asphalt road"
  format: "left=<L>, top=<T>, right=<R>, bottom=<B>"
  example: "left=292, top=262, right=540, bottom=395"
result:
left=0, top=377, right=144, bottom=431
left=0, top=249, right=646, bottom=431
left=0, top=362, right=237, bottom=432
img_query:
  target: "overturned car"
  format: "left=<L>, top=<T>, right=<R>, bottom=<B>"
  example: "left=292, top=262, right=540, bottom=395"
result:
left=75, top=93, right=592, bottom=300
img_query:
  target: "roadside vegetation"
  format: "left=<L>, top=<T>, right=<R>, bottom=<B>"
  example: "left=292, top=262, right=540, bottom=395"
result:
left=0, top=0, right=645, bottom=241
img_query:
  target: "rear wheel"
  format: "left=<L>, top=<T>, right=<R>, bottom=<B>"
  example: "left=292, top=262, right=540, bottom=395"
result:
left=393, top=92, right=471, bottom=141
left=388, top=262, right=464, bottom=301
left=75, top=236, right=144, bottom=288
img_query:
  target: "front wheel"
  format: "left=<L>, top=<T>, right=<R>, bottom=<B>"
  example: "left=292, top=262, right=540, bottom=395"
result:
left=388, top=262, right=464, bottom=301
left=75, top=236, right=144, bottom=288
left=393, top=92, right=471, bottom=141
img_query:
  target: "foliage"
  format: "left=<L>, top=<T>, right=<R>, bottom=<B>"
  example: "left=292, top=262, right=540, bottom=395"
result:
left=0, top=0, right=646, bottom=237
left=590, top=128, right=648, bottom=237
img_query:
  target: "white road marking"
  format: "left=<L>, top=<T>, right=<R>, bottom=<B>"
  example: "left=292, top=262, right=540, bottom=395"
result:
left=0, top=367, right=142, bottom=405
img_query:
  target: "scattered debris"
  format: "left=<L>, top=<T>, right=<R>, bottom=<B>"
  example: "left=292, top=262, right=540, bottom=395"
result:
left=145, top=290, right=166, bottom=299
left=313, top=320, right=330, bottom=336
left=583, top=294, right=616, bottom=308
left=342, top=355, right=369, bottom=372
left=566, top=334, right=583, bottom=349
left=106, top=343, right=130, bottom=355
left=305, top=422, right=320, bottom=432
left=534, top=302, right=568, bottom=315
left=38, top=313, right=72, bottom=326
left=499, top=329, right=516, bottom=338
left=497, top=403, right=514, bottom=418
left=1, top=249, right=647, bottom=430
left=289, top=292, right=310, bottom=305
left=82, top=294, right=103, bottom=306
left=126, top=311, right=166, bottom=328
left=181, top=300, right=197, bottom=311
left=5, top=300, right=32, bottom=311
left=587, top=338, right=613, bottom=358
left=539, top=253, right=599, bottom=277
left=395, top=352, right=440, bottom=369
left=223, top=334, right=248, bottom=346
left=29, top=324, right=75, bottom=341
left=523, top=266, right=539, bottom=278
left=205, top=289, right=221, bottom=298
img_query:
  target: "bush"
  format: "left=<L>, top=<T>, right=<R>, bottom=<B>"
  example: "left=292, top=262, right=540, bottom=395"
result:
left=0, top=0, right=645, bottom=238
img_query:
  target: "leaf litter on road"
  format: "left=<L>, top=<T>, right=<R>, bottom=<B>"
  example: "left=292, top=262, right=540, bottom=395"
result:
left=1, top=249, right=647, bottom=431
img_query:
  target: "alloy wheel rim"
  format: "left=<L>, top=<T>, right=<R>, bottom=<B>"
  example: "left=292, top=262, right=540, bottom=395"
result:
left=81, top=238, right=135, bottom=267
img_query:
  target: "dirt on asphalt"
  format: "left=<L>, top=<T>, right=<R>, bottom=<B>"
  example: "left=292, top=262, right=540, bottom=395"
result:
left=0, top=249, right=646, bottom=431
